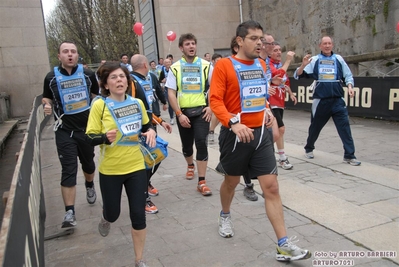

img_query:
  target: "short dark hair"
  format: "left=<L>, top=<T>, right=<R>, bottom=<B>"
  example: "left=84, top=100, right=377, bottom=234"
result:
left=212, top=53, right=222, bottom=61
left=98, top=62, right=132, bottom=96
left=178, top=33, right=197, bottom=47
left=230, top=36, right=238, bottom=55
left=166, top=54, right=173, bottom=59
left=58, top=40, right=77, bottom=53
left=236, top=20, right=263, bottom=39
left=120, top=53, right=128, bottom=59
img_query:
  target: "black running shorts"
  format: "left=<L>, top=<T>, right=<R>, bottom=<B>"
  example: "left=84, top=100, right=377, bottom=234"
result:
left=216, top=126, right=277, bottom=177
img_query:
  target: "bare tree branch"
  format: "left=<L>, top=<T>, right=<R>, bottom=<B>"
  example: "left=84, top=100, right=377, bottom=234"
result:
left=44, top=0, right=139, bottom=66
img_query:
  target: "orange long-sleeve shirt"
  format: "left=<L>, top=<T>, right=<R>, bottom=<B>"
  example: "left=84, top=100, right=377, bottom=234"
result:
left=209, top=55, right=269, bottom=128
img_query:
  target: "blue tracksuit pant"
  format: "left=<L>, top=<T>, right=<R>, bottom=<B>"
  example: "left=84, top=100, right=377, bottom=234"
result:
left=304, top=98, right=356, bottom=159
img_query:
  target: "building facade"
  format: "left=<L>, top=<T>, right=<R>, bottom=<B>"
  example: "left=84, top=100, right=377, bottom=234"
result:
left=0, top=0, right=50, bottom=118
left=1, top=0, right=398, bottom=118
left=134, top=0, right=241, bottom=63
left=136, top=0, right=399, bottom=76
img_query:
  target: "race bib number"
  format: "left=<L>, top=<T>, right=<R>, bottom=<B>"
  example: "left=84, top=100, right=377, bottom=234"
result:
left=63, top=91, right=87, bottom=103
left=183, top=76, right=200, bottom=83
left=242, top=85, right=266, bottom=97
left=319, top=67, right=334, bottom=73
left=121, top=121, right=142, bottom=135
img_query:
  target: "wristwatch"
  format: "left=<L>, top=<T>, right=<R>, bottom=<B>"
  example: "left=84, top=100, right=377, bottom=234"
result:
left=228, top=116, right=239, bottom=127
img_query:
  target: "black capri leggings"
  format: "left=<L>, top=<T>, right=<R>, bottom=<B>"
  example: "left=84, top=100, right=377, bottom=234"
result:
left=99, top=169, right=147, bottom=230
left=177, top=111, right=209, bottom=161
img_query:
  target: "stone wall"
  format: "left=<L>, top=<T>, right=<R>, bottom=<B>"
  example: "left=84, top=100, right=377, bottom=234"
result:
left=0, top=0, right=50, bottom=118
left=242, top=0, right=399, bottom=76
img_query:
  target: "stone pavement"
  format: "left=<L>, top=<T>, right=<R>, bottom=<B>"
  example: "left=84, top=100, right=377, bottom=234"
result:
left=42, top=109, right=398, bottom=267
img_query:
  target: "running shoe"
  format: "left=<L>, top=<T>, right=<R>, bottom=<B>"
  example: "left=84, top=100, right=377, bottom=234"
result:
left=305, top=151, right=314, bottom=159
left=278, top=158, right=293, bottom=170
left=86, top=185, right=97, bottom=204
left=61, top=210, right=76, bottom=228
left=208, top=131, right=215, bottom=142
left=98, top=216, right=110, bottom=237
left=148, top=183, right=159, bottom=196
left=197, top=180, right=212, bottom=196
left=343, top=158, right=361, bottom=166
left=135, top=260, right=147, bottom=267
left=145, top=200, right=158, bottom=214
left=243, top=183, right=258, bottom=201
left=276, top=236, right=312, bottom=261
left=218, top=213, right=234, bottom=238
left=186, top=164, right=195, bottom=180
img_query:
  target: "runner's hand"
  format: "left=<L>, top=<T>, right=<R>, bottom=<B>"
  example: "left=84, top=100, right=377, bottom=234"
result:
left=231, top=123, right=254, bottom=143
left=161, top=122, right=172, bottom=133
left=106, top=129, right=118, bottom=143
left=178, top=114, right=191, bottom=128
left=202, top=106, right=212, bottom=122
left=43, top=102, right=52, bottom=116
left=142, top=128, right=156, bottom=148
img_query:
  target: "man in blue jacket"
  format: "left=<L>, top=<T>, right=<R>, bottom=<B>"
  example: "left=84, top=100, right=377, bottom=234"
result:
left=294, top=36, right=361, bottom=166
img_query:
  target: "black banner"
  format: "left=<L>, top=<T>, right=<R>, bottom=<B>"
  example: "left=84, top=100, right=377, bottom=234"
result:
left=0, top=96, right=48, bottom=266
left=287, top=77, right=399, bottom=121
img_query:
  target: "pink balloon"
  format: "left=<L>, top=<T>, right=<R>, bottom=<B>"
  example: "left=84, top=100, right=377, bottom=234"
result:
left=133, top=22, right=144, bottom=36
left=167, top=31, right=177, bottom=42
left=397, top=22, right=399, bottom=33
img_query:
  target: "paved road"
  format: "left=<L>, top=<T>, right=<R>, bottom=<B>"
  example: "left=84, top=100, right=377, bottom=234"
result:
left=42, top=108, right=398, bottom=267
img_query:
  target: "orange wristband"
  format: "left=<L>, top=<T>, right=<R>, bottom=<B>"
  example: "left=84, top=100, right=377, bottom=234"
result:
left=176, top=110, right=183, bottom=117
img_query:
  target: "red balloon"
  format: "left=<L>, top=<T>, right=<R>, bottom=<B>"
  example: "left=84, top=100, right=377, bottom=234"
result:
left=397, top=22, right=399, bottom=33
left=133, top=22, right=144, bottom=36
left=166, top=31, right=176, bottom=42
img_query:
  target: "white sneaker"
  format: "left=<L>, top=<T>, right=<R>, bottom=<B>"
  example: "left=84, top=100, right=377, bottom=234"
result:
left=278, top=158, right=293, bottom=170
left=208, top=131, right=215, bottom=142
left=135, top=260, right=147, bottom=267
left=98, top=216, right=110, bottom=237
left=276, top=236, right=312, bottom=261
left=305, top=151, right=314, bottom=159
left=218, top=214, right=234, bottom=238
left=170, top=118, right=174, bottom=125
left=343, top=158, right=361, bottom=166
left=61, top=210, right=76, bottom=228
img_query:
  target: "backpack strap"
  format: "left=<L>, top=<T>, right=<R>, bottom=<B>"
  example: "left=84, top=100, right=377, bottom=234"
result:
left=131, top=80, right=137, bottom=97
left=131, top=77, right=163, bottom=125
left=203, top=61, right=211, bottom=105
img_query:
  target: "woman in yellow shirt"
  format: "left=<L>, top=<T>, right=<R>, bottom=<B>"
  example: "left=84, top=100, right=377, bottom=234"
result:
left=86, top=62, right=156, bottom=267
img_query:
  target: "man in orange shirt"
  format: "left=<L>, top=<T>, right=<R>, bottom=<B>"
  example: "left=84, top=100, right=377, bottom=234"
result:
left=209, top=20, right=311, bottom=262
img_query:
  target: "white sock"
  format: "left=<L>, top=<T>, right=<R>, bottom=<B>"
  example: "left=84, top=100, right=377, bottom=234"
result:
left=278, top=150, right=286, bottom=161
